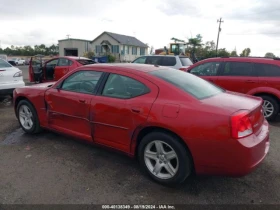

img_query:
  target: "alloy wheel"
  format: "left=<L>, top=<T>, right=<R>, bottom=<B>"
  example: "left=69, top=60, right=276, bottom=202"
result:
left=263, top=100, right=274, bottom=118
left=19, top=105, right=34, bottom=130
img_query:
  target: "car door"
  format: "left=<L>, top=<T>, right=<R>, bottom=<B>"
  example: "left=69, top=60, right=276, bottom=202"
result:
left=132, top=56, right=147, bottom=64
left=215, top=61, right=258, bottom=94
left=44, top=59, right=59, bottom=81
left=90, top=71, right=159, bottom=153
left=54, top=58, right=72, bottom=80
left=145, top=56, right=162, bottom=65
left=45, top=70, right=104, bottom=141
left=188, top=61, right=222, bottom=84
left=29, top=56, right=43, bottom=82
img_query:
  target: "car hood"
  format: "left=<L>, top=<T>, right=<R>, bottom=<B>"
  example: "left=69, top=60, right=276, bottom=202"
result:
left=202, top=91, right=263, bottom=114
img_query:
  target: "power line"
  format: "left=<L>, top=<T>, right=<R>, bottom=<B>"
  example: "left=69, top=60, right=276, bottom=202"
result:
left=216, top=17, right=224, bottom=57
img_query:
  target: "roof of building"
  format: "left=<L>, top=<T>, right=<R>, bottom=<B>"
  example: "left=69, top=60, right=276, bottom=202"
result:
left=91, top=31, right=148, bottom=48
left=58, top=38, right=91, bottom=42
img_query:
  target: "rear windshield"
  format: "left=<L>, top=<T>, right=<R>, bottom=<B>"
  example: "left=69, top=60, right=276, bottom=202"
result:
left=180, top=57, right=193, bottom=66
left=150, top=68, right=224, bottom=100
left=77, top=59, right=96, bottom=65
left=0, top=59, right=12, bottom=68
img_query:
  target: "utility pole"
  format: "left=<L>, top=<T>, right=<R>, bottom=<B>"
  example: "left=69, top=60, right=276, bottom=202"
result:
left=216, top=17, right=224, bottom=57
left=66, top=34, right=70, bottom=39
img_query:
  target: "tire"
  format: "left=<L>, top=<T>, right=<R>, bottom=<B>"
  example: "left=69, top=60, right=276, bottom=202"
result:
left=138, top=131, right=193, bottom=186
left=260, top=95, right=279, bottom=121
left=16, top=100, right=42, bottom=134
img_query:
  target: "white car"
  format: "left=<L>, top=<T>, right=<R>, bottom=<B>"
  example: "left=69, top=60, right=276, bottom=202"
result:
left=0, top=59, right=25, bottom=96
left=17, top=59, right=25, bottom=65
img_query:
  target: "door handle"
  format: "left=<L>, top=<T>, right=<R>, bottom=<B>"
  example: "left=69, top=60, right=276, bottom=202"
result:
left=79, top=99, right=86, bottom=103
left=246, top=80, right=257, bottom=83
left=131, top=108, right=141, bottom=113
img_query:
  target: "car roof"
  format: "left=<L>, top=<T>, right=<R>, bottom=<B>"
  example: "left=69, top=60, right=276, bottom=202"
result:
left=199, top=56, right=280, bottom=63
left=78, top=63, right=163, bottom=74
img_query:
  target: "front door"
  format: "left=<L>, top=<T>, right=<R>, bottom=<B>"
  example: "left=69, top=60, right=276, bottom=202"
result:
left=215, top=61, right=258, bottom=94
left=188, top=61, right=222, bottom=84
left=91, top=72, right=159, bottom=153
left=54, top=58, right=72, bottom=81
left=29, top=56, right=43, bottom=82
left=45, top=70, right=104, bottom=141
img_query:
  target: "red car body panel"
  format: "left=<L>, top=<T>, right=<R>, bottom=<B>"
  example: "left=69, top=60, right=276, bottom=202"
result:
left=15, top=64, right=270, bottom=177
left=186, top=57, right=280, bottom=98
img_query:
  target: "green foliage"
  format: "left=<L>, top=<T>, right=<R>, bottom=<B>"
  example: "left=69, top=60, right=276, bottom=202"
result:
left=0, top=44, right=58, bottom=56
left=264, top=52, right=275, bottom=58
left=230, top=50, right=238, bottom=56
left=108, top=54, right=116, bottom=63
left=83, top=51, right=95, bottom=59
left=240, top=48, right=251, bottom=57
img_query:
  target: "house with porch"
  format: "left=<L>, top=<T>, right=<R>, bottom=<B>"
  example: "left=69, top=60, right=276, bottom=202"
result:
left=91, top=31, right=148, bottom=62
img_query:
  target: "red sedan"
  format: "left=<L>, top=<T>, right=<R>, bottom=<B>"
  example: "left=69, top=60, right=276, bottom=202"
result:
left=14, top=64, right=270, bottom=186
left=29, top=56, right=97, bottom=83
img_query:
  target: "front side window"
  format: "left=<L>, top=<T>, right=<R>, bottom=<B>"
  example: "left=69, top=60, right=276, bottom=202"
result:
left=222, top=62, right=253, bottom=76
left=255, top=63, right=280, bottom=77
left=133, top=56, right=147, bottom=64
left=46, top=59, right=58, bottom=67
left=58, top=58, right=72, bottom=66
left=150, top=68, right=224, bottom=100
left=61, top=70, right=103, bottom=94
left=190, top=62, right=221, bottom=76
left=102, top=73, right=150, bottom=99
left=146, top=56, right=161, bottom=65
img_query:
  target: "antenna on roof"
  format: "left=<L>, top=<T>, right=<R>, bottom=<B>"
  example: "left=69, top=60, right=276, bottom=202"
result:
left=66, top=34, right=71, bottom=39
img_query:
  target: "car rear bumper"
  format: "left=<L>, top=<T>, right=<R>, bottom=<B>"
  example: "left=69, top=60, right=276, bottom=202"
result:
left=0, top=81, right=25, bottom=95
left=194, top=120, right=270, bottom=177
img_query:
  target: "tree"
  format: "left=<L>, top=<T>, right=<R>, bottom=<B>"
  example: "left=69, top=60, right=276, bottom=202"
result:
left=230, top=50, right=238, bottom=56
left=217, top=48, right=230, bottom=57
left=149, top=46, right=154, bottom=55
left=264, top=52, right=275, bottom=58
left=187, top=34, right=203, bottom=61
left=240, top=48, right=251, bottom=57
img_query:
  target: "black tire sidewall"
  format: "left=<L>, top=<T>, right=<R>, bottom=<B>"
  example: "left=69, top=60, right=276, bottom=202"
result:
left=260, top=95, right=279, bottom=121
left=17, top=100, right=40, bottom=134
left=138, top=131, right=192, bottom=186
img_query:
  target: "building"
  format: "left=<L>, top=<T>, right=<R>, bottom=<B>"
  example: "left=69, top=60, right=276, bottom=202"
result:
left=58, top=31, right=148, bottom=62
left=58, top=38, right=92, bottom=57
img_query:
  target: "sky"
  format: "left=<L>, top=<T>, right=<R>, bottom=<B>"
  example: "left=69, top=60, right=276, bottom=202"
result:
left=1, top=0, right=280, bottom=56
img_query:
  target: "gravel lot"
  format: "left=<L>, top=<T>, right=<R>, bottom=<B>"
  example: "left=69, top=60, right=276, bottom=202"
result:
left=0, top=65, right=279, bottom=205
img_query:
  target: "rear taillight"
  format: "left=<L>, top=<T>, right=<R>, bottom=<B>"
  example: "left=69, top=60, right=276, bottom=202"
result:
left=13, top=71, right=23, bottom=77
left=231, top=110, right=253, bottom=139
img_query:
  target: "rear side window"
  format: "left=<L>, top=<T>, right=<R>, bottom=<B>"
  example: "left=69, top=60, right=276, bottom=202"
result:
left=78, top=59, right=96, bottom=65
left=221, top=62, right=253, bottom=76
left=150, top=68, right=224, bottom=100
left=160, top=57, right=176, bottom=66
left=179, top=57, right=193, bottom=66
left=255, top=63, right=280, bottom=77
left=0, top=59, right=12, bottom=68
left=58, top=58, right=72, bottom=66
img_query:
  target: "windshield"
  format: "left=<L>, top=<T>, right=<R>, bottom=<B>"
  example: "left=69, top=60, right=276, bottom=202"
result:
left=179, top=57, right=193, bottom=66
left=0, top=59, right=12, bottom=68
left=77, top=59, right=96, bottom=65
left=150, top=68, right=224, bottom=100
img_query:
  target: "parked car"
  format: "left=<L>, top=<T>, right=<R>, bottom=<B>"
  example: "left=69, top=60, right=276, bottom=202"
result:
left=0, top=54, right=8, bottom=61
left=185, top=56, right=280, bottom=121
left=25, top=58, right=30, bottom=65
left=8, top=60, right=17, bottom=66
left=14, top=63, right=269, bottom=186
left=0, top=59, right=25, bottom=96
left=17, top=59, right=25, bottom=65
left=131, top=55, right=193, bottom=70
left=29, top=56, right=97, bottom=83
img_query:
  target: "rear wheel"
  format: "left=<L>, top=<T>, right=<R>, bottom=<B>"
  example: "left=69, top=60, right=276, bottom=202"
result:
left=260, top=95, right=279, bottom=121
left=17, top=100, right=42, bottom=134
left=138, top=131, right=193, bottom=186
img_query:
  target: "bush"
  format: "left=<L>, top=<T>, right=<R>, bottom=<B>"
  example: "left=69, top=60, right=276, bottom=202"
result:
left=108, top=54, right=116, bottom=63
left=83, top=51, right=95, bottom=59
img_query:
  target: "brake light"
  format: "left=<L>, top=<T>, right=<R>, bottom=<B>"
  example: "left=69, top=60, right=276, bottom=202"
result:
left=13, top=71, right=23, bottom=77
left=231, top=110, right=253, bottom=139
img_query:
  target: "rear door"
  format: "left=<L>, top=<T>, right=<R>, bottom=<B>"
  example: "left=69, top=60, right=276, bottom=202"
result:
left=54, top=58, right=72, bottom=80
left=91, top=71, right=159, bottom=152
left=188, top=61, right=222, bottom=84
left=215, top=61, right=258, bottom=94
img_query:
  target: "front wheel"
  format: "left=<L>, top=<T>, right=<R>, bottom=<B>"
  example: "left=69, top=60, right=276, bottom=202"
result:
left=17, top=100, right=42, bottom=134
left=138, top=131, right=193, bottom=186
